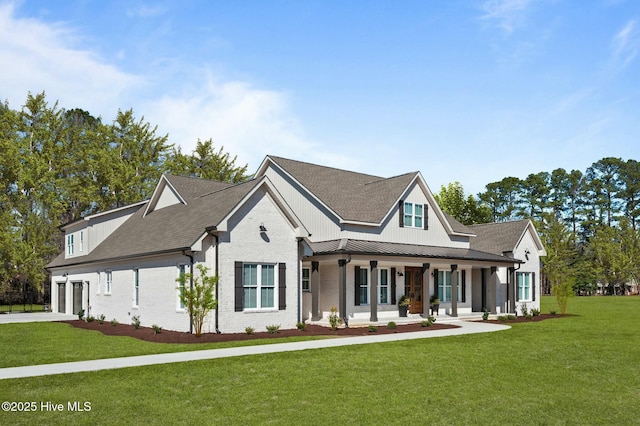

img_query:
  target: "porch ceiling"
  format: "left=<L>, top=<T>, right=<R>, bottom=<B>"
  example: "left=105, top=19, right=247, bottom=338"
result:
left=306, top=238, right=521, bottom=265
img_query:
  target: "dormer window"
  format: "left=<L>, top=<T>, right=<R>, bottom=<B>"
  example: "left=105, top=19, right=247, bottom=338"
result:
left=403, top=202, right=423, bottom=228
left=67, top=234, right=74, bottom=255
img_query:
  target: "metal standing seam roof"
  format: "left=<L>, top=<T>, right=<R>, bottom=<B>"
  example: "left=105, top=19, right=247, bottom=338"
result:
left=307, top=239, right=520, bottom=264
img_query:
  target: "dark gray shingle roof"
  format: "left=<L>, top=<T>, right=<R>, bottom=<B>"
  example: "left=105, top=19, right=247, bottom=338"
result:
left=48, top=178, right=261, bottom=268
left=468, top=220, right=531, bottom=255
left=268, top=156, right=417, bottom=223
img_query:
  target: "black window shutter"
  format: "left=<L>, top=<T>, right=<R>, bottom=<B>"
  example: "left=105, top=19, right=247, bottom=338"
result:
left=462, top=270, right=466, bottom=303
left=234, top=261, right=243, bottom=312
left=279, top=263, right=286, bottom=310
left=354, top=266, right=361, bottom=306
left=391, top=267, right=397, bottom=305
left=399, top=200, right=404, bottom=227
left=515, top=272, right=520, bottom=302
left=434, top=269, right=439, bottom=298
left=424, top=204, right=429, bottom=230
left=532, top=272, right=536, bottom=301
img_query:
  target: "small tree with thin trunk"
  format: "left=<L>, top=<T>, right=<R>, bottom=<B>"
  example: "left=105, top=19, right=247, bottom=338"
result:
left=176, top=264, right=218, bottom=336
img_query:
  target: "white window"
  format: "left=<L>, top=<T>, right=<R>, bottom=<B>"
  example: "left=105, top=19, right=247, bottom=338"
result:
left=302, top=267, right=310, bottom=292
left=517, top=272, right=532, bottom=301
left=438, top=271, right=462, bottom=302
left=133, top=269, right=139, bottom=307
left=67, top=234, right=74, bottom=255
left=243, top=264, right=276, bottom=309
left=79, top=231, right=84, bottom=252
left=106, top=271, right=112, bottom=294
left=357, top=267, right=369, bottom=305
left=177, top=265, right=186, bottom=310
left=379, top=268, right=389, bottom=304
left=403, top=202, right=424, bottom=228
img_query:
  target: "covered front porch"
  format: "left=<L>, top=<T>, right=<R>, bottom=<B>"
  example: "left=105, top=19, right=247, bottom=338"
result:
left=301, top=239, right=522, bottom=325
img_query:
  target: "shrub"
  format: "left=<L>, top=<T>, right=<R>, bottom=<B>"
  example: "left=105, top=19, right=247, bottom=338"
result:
left=296, top=322, right=307, bottom=331
left=77, top=309, right=85, bottom=320
left=531, top=308, right=541, bottom=317
left=482, top=309, right=490, bottom=321
left=387, top=321, right=397, bottom=329
left=86, top=315, right=95, bottom=323
left=151, top=324, right=162, bottom=334
left=110, top=318, right=118, bottom=326
left=368, top=325, right=377, bottom=332
left=498, top=315, right=508, bottom=321
left=266, top=324, right=280, bottom=334
left=245, top=326, right=254, bottom=335
left=550, top=309, right=557, bottom=315
left=97, top=314, right=105, bottom=324
left=329, top=306, right=342, bottom=331
left=519, top=302, right=528, bottom=317
left=507, top=314, right=516, bottom=320
left=421, top=320, right=432, bottom=327
left=131, top=315, right=141, bottom=329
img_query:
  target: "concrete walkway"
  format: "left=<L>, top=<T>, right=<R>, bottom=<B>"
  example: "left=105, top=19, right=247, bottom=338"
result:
left=0, top=320, right=510, bottom=380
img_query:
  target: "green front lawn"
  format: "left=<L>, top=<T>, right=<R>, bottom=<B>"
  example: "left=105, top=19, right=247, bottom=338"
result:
left=1, top=296, right=639, bottom=425
left=0, top=322, right=328, bottom=368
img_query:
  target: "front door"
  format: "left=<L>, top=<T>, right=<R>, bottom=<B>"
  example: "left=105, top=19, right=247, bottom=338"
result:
left=404, top=267, right=423, bottom=314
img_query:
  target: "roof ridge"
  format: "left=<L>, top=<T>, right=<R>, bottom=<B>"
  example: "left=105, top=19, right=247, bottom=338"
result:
left=268, top=155, right=383, bottom=180
left=363, top=172, right=417, bottom=186
left=198, top=177, right=259, bottom=198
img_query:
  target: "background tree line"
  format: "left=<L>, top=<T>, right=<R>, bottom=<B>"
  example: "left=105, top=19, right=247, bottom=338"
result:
left=435, top=158, right=640, bottom=297
left=0, top=92, right=248, bottom=301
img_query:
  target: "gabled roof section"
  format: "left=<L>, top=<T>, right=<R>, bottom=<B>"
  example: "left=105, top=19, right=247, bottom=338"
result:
left=257, top=155, right=417, bottom=223
left=469, top=219, right=546, bottom=256
left=257, top=155, right=475, bottom=237
left=144, top=174, right=235, bottom=217
left=49, top=176, right=304, bottom=269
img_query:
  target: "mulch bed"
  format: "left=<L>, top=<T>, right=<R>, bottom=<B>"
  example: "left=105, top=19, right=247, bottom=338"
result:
left=481, top=313, right=572, bottom=324
left=60, top=320, right=459, bottom=344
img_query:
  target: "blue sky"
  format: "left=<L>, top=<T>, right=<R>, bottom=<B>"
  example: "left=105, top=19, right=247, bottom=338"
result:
left=1, top=0, right=639, bottom=195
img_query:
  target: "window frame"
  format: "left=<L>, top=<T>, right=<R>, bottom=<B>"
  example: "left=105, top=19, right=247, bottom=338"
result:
left=133, top=268, right=139, bottom=308
left=177, top=264, right=187, bottom=311
left=517, top=272, right=532, bottom=301
left=67, top=234, right=74, bottom=255
left=437, top=271, right=462, bottom=302
left=302, top=267, right=310, bottom=292
left=403, top=202, right=424, bottom=228
left=79, top=231, right=84, bottom=253
left=378, top=268, right=390, bottom=304
left=243, top=263, right=278, bottom=310
left=105, top=271, right=112, bottom=295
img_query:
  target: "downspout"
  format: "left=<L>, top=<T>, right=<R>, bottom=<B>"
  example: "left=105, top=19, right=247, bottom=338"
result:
left=182, top=250, right=194, bottom=334
left=214, top=234, right=220, bottom=334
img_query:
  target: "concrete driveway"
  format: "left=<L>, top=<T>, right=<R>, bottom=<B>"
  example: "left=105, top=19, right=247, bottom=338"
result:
left=0, top=312, right=77, bottom=324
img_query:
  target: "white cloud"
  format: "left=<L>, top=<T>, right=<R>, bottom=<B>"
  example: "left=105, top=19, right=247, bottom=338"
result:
left=480, top=0, right=534, bottom=34
left=0, top=1, right=355, bottom=174
left=0, top=2, right=142, bottom=114
left=611, top=19, right=638, bottom=69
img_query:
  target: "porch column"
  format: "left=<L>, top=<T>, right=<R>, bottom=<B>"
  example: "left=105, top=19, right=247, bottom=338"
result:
left=338, top=259, right=347, bottom=323
left=370, top=260, right=378, bottom=322
left=451, top=264, right=458, bottom=317
left=488, top=267, right=497, bottom=314
left=422, top=262, right=430, bottom=313
left=311, top=261, right=321, bottom=321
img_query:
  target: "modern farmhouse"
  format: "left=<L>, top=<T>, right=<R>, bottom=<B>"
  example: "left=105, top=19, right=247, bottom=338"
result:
left=48, top=156, right=546, bottom=333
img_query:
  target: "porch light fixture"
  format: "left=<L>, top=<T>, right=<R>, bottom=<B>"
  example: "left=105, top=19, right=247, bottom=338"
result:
left=397, top=271, right=404, bottom=277
left=524, top=249, right=530, bottom=260
left=259, top=223, right=267, bottom=232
